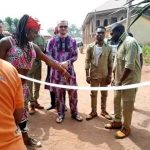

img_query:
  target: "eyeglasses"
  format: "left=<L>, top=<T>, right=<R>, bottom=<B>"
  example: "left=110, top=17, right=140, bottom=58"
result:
left=97, top=32, right=105, bottom=35
left=59, top=26, right=68, bottom=29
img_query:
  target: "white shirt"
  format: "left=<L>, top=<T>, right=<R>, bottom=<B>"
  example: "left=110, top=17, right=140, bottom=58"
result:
left=93, top=45, right=102, bottom=66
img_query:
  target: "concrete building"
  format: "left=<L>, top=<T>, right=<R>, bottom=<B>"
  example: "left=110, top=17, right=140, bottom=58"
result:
left=82, top=0, right=150, bottom=46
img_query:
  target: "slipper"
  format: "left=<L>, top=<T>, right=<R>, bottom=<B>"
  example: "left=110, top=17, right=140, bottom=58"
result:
left=72, top=114, right=83, bottom=122
left=56, top=115, right=64, bottom=123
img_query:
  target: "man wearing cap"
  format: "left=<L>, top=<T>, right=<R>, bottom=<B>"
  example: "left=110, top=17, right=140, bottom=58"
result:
left=28, top=34, right=46, bottom=114
left=46, top=20, right=83, bottom=123
left=85, top=26, right=113, bottom=121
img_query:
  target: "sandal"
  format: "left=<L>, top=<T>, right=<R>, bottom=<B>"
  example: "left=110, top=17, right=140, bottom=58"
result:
left=101, top=111, right=112, bottom=120
left=25, top=137, right=42, bottom=147
left=56, top=115, right=64, bottom=124
left=35, top=103, right=44, bottom=109
left=72, top=114, right=83, bottom=122
left=86, top=112, right=98, bottom=121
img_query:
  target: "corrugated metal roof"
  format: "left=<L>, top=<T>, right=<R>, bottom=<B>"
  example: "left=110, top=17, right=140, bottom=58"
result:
left=93, top=0, right=127, bottom=12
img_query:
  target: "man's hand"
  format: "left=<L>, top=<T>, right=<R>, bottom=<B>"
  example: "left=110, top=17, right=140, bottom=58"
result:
left=61, top=61, right=69, bottom=70
left=106, top=75, right=111, bottom=85
left=86, top=76, right=91, bottom=84
left=63, top=70, right=71, bottom=80
left=116, top=81, right=122, bottom=86
left=111, top=79, right=115, bottom=86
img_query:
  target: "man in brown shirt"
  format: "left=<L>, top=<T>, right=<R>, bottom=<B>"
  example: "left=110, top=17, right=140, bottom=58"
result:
left=105, top=23, right=141, bottom=139
left=85, top=26, right=113, bottom=120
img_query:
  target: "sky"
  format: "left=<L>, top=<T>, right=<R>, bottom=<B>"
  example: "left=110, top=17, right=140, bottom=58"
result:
left=0, top=0, right=143, bottom=33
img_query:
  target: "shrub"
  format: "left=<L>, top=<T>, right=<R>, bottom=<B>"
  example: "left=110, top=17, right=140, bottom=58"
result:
left=142, top=45, right=150, bottom=64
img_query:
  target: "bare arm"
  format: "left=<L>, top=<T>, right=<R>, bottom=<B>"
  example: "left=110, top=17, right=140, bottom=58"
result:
left=140, top=53, right=143, bottom=68
left=85, top=45, right=92, bottom=84
left=66, top=40, right=78, bottom=66
left=13, top=69, right=24, bottom=124
left=106, top=48, right=113, bottom=85
left=117, top=68, right=131, bottom=86
left=33, top=43, right=71, bottom=78
left=14, top=108, right=24, bottom=124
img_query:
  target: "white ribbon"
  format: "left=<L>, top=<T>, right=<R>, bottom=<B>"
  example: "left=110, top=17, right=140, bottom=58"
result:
left=19, top=74, right=150, bottom=91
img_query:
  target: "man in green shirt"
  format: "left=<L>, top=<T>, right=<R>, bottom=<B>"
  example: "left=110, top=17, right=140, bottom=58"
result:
left=105, top=23, right=141, bottom=139
left=28, top=34, right=46, bottom=114
left=85, top=26, right=113, bottom=121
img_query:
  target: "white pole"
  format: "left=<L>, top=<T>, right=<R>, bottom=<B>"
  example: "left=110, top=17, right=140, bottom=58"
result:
left=126, top=0, right=132, bottom=32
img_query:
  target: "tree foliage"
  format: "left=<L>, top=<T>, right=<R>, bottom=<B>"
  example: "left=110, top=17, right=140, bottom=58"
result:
left=47, top=24, right=82, bottom=38
left=4, top=17, right=19, bottom=33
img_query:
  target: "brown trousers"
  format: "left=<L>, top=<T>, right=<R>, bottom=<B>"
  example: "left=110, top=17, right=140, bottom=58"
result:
left=114, top=88, right=137, bottom=129
left=90, top=78, right=108, bottom=112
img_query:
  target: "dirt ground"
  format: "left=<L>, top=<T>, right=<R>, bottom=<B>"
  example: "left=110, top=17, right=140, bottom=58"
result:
left=28, top=51, right=150, bottom=150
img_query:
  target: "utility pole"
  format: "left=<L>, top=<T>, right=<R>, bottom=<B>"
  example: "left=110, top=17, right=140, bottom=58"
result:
left=126, top=0, right=132, bottom=32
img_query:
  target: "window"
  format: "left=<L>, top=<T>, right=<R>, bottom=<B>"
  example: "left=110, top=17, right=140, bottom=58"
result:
left=111, top=17, right=117, bottom=24
left=120, top=17, right=124, bottom=20
left=104, top=19, right=108, bottom=26
left=96, top=20, right=100, bottom=27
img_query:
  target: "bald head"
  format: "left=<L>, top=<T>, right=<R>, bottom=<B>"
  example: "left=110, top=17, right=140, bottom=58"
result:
left=110, top=23, right=125, bottom=43
left=112, top=23, right=125, bottom=34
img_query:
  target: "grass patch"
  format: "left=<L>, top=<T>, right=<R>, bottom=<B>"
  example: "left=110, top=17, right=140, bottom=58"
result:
left=143, top=45, right=150, bottom=64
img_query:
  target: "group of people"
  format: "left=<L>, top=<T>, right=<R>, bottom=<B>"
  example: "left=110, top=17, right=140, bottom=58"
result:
left=0, top=14, right=142, bottom=150
left=86, top=24, right=142, bottom=139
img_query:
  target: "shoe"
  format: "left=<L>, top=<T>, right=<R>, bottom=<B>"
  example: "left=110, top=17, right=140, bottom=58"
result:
left=72, top=114, right=83, bottom=122
left=101, top=111, right=112, bottom=120
left=35, top=102, right=44, bottom=109
left=115, top=127, right=130, bottom=139
left=46, top=105, right=56, bottom=110
left=29, top=105, right=36, bottom=115
left=105, top=121, right=122, bottom=129
left=56, top=115, right=64, bottom=124
left=86, top=111, right=98, bottom=121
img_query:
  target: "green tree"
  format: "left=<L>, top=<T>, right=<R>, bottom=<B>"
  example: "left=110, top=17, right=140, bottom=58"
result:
left=68, top=24, right=82, bottom=38
left=5, top=17, right=14, bottom=33
left=13, top=18, right=19, bottom=29
left=47, top=24, right=82, bottom=38
left=47, top=27, right=55, bottom=36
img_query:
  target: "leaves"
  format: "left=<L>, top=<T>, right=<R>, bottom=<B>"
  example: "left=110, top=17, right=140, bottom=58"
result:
left=4, top=17, right=19, bottom=33
left=47, top=24, right=82, bottom=38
